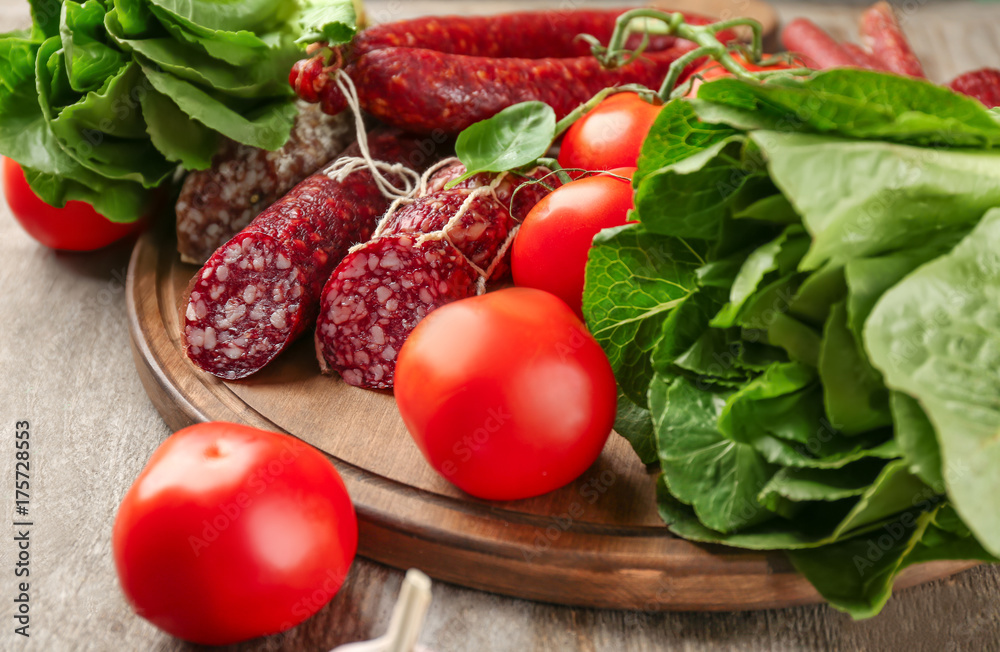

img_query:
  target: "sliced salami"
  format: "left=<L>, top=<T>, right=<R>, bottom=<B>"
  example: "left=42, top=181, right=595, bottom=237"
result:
left=377, top=191, right=516, bottom=280
left=315, top=235, right=478, bottom=388
left=176, top=103, right=354, bottom=264
left=949, top=68, right=1000, bottom=108
left=315, top=163, right=558, bottom=388
left=183, top=128, right=441, bottom=380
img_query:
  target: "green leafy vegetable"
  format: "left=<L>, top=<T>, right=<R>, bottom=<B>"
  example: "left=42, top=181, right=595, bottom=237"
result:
left=583, top=224, right=703, bottom=406
left=866, top=209, right=1000, bottom=557
left=695, top=69, right=1000, bottom=148
left=0, top=0, right=357, bottom=222
left=753, top=131, right=1000, bottom=270
left=452, top=102, right=557, bottom=187
left=614, top=389, right=658, bottom=465
left=818, top=303, right=890, bottom=435
left=651, top=375, right=777, bottom=533
left=587, top=69, right=1000, bottom=619
left=889, top=392, right=944, bottom=492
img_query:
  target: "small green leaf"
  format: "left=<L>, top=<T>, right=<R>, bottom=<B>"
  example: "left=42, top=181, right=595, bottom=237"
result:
left=452, top=101, right=556, bottom=186
left=294, top=0, right=357, bottom=45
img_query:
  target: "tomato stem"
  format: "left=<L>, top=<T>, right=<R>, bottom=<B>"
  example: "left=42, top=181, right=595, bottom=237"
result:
left=589, top=9, right=781, bottom=100
left=535, top=158, right=575, bottom=186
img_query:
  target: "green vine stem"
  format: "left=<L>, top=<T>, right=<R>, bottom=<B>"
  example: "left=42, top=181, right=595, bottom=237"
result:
left=535, top=158, right=574, bottom=186
left=552, top=83, right=655, bottom=137
left=588, top=9, right=774, bottom=101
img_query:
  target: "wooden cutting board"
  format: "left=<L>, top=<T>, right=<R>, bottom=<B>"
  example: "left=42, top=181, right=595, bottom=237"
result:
left=126, top=229, right=976, bottom=610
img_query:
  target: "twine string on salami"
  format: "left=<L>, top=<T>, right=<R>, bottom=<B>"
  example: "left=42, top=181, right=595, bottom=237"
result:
left=324, top=70, right=422, bottom=200
left=351, top=161, right=520, bottom=295
left=476, top=224, right=520, bottom=296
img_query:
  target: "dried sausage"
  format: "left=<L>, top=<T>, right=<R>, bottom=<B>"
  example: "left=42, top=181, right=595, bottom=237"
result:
left=183, top=128, right=442, bottom=379
left=315, top=235, right=478, bottom=388
left=291, top=10, right=726, bottom=134
left=315, top=164, right=558, bottom=388
left=175, top=103, right=353, bottom=264
left=859, top=2, right=925, bottom=78
left=781, top=18, right=858, bottom=70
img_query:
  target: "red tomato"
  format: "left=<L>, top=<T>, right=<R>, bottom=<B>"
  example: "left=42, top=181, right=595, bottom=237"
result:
left=512, top=168, right=636, bottom=317
left=113, top=422, right=358, bottom=646
left=395, top=288, right=617, bottom=501
left=558, top=92, right=661, bottom=172
left=686, top=55, right=805, bottom=96
left=2, top=157, right=143, bottom=251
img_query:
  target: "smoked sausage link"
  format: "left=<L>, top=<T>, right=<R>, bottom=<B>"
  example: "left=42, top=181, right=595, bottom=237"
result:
left=315, top=235, right=479, bottom=388
left=781, top=18, right=858, bottom=70
left=291, top=9, right=725, bottom=134
left=183, top=128, right=442, bottom=380
left=859, top=2, right=925, bottom=78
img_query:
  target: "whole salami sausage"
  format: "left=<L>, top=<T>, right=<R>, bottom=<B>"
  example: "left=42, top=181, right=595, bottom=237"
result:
left=840, top=42, right=878, bottom=70
left=781, top=18, right=858, bottom=70
left=315, top=165, right=557, bottom=388
left=949, top=68, right=1000, bottom=108
left=347, top=10, right=682, bottom=60
left=859, top=2, right=925, bottom=78
left=176, top=103, right=354, bottom=264
left=291, top=10, right=725, bottom=134
left=183, top=128, right=442, bottom=380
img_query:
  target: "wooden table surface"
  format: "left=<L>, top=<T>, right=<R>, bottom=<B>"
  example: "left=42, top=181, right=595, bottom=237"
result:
left=2, top=1, right=1000, bottom=650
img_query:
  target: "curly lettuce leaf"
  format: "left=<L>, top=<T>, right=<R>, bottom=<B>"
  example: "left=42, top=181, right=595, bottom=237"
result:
left=139, top=58, right=297, bottom=150
left=140, top=86, right=218, bottom=169
left=583, top=224, right=704, bottom=406
left=294, top=0, right=357, bottom=44
left=60, top=0, right=127, bottom=93
left=105, top=10, right=293, bottom=98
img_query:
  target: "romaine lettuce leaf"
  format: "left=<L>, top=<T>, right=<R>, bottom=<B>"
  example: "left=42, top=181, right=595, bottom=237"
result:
left=696, top=69, right=1000, bottom=148
left=752, top=131, right=1000, bottom=269
left=866, top=208, right=1000, bottom=557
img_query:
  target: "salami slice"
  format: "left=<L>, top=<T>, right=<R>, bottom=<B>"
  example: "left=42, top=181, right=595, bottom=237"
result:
left=949, top=68, right=1000, bottom=108
left=183, top=128, right=441, bottom=380
left=315, top=235, right=478, bottom=388
left=176, top=103, right=354, bottom=264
